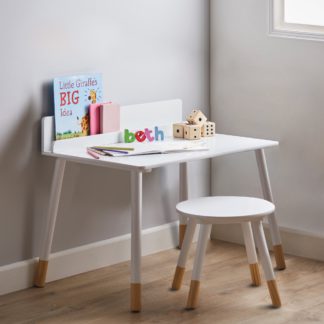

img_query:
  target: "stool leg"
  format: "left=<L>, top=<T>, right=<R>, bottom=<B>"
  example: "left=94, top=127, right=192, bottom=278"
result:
left=172, top=219, right=197, bottom=290
left=241, top=222, right=261, bottom=286
left=252, top=220, right=281, bottom=308
left=178, top=162, right=189, bottom=249
left=186, top=224, right=212, bottom=310
left=179, top=222, right=187, bottom=250
left=255, top=149, right=286, bottom=270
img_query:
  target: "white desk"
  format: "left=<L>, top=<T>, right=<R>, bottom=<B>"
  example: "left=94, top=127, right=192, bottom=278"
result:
left=35, top=100, right=285, bottom=312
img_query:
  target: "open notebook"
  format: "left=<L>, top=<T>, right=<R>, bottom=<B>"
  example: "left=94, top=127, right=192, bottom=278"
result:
left=87, top=140, right=209, bottom=157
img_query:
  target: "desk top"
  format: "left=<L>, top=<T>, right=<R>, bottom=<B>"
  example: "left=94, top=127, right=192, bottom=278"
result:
left=42, top=99, right=278, bottom=172
left=43, top=134, right=278, bottom=172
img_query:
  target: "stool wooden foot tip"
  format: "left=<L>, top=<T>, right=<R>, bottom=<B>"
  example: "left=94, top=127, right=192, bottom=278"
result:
left=273, top=244, right=286, bottom=270
left=178, top=224, right=187, bottom=249
left=249, top=263, right=262, bottom=286
left=172, top=266, right=185, bottom=290
left=130, top=283, right=141, bottom=312
left=34, top=260, right=48, bottom=288
left=267, top=280, right=281, bottom=308
left=186, top=280, right=200, bottom=310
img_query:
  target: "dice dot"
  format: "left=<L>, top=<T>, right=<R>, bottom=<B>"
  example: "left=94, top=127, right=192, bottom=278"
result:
left=177, top=129, right=179, bottom=133
left=194, top=136, right=197, bottom=138
left=199, top=118, right=202, bottom=121
left=194, top=128, right=197, bottom=131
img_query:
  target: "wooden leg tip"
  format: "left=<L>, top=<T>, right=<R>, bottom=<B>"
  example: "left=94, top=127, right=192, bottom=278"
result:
left=249, top=263, right=262, bottom=286
left=273, top=245, right=286, bottom=270
left=178, top=224, right=187, bottom=249
left=172, top=266, right=185, bottom=291
left=34, top=260, right=48, bottom=288
left=130, top=283, right=141, bottom=312
left=267, top=280, right=282, bottom=308
left=186, top=280, right=200, bottom=310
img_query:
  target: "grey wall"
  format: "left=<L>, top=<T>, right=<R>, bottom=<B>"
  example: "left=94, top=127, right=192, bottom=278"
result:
left=0, top=0, right=210, bottom=266
left=211, top=0, right=324, bottom=236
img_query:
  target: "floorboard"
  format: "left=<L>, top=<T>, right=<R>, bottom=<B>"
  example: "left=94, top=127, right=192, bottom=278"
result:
left=1, top=240, right=324, bottom=323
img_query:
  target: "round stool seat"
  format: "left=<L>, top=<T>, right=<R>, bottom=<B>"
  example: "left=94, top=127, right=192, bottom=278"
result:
left=176, top=196, right=275, bottom=224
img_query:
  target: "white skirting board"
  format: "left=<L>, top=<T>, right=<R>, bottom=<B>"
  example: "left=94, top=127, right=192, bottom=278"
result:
left=212, top=223, right=324, bottom=262
left=5, top=221, right=322, bottom=297
left=0, top=221, right=198, bottom=296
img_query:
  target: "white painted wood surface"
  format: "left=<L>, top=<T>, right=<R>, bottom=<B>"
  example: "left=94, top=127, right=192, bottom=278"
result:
left=191, top=224, right=212, bottom=281
left=43, top=134, right=278, bottom=172
left=177, top=219, right=197, bottom=268
left=179, top=162, right=189, bottom=225
left=42, top=99, right=278, bottom=171
left=252, top=220, right=275, bottom=281
left=42, top=117, right=55, bottom=153
left=176, top=196, right=275, bottom=224
left=130, top=171, right=142, bottom=284
left=255, top=149, right=282, bottom=246
left=42, top=99, right=183, bottom=154
left=40, top=159, right=66, bottom=260
left=120, top=99, right=182, bottom=130
left=241, top=222, right=258, bottom=264
left=175, top=196, right=277, bottom=290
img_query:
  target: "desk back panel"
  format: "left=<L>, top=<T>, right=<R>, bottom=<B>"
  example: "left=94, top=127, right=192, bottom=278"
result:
left=120, top=99, right=182, bottom=130
left=42, top=99, right=182, bottom=153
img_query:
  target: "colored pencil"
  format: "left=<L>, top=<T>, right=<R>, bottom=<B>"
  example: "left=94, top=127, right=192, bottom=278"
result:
left=88, top=147, right=107, bottom=155
left=87, top=148, right=100, bottom=159
left=92, top=146, right=134, bottom=151
left=103, top=149, right=129, bottom=155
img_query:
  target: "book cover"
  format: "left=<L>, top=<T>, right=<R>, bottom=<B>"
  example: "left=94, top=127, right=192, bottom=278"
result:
left=89, top=103, right=102, bottom=136
left=100, top=103, right=120, bottom=134
left=53, top=73, right=103, bottom=140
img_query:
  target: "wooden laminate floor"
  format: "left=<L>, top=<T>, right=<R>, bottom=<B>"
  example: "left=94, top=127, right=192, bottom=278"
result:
left=1, top=240, right=324, bottom=324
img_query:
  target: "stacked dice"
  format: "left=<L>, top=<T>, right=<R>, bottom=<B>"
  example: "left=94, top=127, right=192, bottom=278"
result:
left=173, top=109, right=215, bottom=140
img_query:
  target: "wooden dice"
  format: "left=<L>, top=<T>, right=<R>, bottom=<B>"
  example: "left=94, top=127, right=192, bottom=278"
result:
left=173, top=109, right=215, bottom=140
left=173, top=123, right=187, bottom=138
left=184, top=125, right=201, bottom=140
left=186, top=110, right=207, bottom=127
left=201, top=121, right=215, bottom=137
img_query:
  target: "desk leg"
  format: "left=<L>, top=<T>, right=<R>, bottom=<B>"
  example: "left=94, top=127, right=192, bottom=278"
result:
left=179, top=162, right=189, bottom=249
left=34, top=159, right=66, bottom=287
left=130, top=171, right=143, bottom=312
left=255, top=149, right=286, bottom=270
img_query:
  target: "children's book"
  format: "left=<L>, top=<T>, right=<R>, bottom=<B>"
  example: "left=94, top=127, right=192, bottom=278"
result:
left=100, top=103, right=120, bottom=134
left=53, top=74, right=103, bottom=140
left=89, top=103, right=102, bottom=136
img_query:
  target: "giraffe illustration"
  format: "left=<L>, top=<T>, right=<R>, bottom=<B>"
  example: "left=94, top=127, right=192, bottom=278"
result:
left=88, top=90, right=97, bottom=104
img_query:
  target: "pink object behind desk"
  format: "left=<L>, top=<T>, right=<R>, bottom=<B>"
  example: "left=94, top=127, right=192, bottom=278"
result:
left=89, top=103, right=101, bottom=135
left=100, top=103, right=120, bottom=133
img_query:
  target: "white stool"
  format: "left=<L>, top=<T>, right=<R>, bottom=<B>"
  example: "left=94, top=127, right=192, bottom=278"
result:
left=171, top=196, right=281, bottom=309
